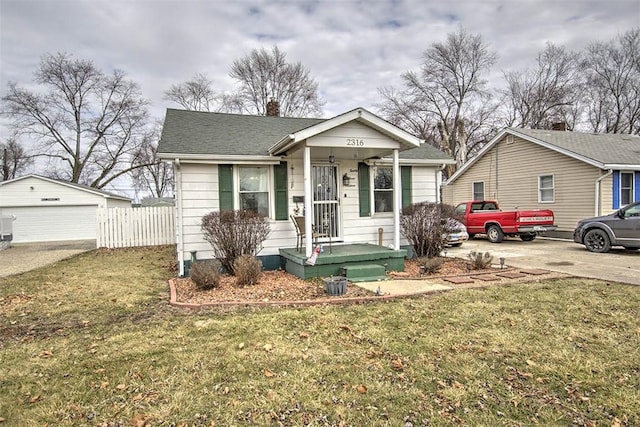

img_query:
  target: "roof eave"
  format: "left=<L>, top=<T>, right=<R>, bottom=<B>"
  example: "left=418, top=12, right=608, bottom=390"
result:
left=158, top=153, right=283, bottom=164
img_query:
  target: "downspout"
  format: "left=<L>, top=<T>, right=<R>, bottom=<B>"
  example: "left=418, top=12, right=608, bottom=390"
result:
left=174, top=158, right=185, bottom=277
left=595, top=169, right=613, bottom=216
left=436, top=163, right=446, bottom=203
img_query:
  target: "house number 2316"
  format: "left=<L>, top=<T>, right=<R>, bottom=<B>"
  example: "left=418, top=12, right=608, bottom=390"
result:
left=346, top=138, right=364, bottom=146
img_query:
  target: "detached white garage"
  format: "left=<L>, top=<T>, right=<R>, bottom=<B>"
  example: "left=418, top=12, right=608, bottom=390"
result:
left=0, top=174, right=131, bottom=243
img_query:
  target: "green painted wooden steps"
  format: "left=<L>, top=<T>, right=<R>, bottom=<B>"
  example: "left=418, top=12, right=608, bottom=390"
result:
left=343, top=264, right=388, bottom=282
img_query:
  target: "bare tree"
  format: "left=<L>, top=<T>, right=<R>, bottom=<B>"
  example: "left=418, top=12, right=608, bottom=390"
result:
left=164, top=73, right=219, bottom=112
left=378, top=28, right=497, bottom=177
left=501, top=43, right=583, bottom=130
left=583, top=28, right=640, bottom=134
left=1, top=137, right=33, bottom=181
left=229, top=45, right=324, bottom=117
left=130, top=120, right=173, bottom=198
left=1, top=52, right=152, bottom=188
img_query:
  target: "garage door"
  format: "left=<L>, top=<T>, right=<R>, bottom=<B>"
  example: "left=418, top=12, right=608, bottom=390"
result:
left=3, top=205, right=97, bottom=243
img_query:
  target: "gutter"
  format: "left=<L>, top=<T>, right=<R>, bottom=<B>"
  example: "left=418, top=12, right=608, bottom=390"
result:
left=595, top=169, right=613, bottom=216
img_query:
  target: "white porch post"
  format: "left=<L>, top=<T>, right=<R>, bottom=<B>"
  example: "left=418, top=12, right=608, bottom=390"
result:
left=393, top=148, right=401, bottom=250
left=303, top=146, right=313, bottom=257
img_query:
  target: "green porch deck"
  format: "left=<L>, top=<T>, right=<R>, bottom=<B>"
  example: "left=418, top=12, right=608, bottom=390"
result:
left=279, top=243, right=407, bottom=280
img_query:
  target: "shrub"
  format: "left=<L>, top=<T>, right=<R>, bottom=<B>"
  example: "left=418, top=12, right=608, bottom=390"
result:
left=467, top=251, right=493, bottom=270
left=201, top=210, right=270, bottom=274
left=190, top=260, right=222, bottom=290
left=400, top=202, right=456, bottom=258
left=417, top=256, right=444, bottom=275
left=233, top=255, right=262, bottom=287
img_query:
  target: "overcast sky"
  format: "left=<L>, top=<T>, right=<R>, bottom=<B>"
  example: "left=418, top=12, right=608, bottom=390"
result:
left=2, top=0, right=639, bottom=124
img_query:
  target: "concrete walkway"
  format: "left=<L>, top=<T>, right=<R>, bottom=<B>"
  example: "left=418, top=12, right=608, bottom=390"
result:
left=0, top=240, right=95, bottom=278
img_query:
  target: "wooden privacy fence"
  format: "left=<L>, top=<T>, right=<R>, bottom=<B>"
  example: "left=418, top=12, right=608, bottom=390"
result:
left=97, top=207, right=176, bottom=248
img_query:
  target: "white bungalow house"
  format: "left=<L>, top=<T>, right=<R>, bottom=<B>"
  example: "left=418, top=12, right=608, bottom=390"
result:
left=157, top=106, right=454, bottom=278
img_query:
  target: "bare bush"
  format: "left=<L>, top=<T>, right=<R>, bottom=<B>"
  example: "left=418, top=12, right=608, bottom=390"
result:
left=400, top=202, right=456, bottom=258
left=201, top=210, right=270, bottom=274
left=233, top=255, right=262, bottom=287
left=190, top=260, right=222, bottom=290
left=468, top=251, right=493, bottom=270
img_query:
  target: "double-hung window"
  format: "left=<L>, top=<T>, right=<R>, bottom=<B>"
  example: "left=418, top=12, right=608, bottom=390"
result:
left=238, top=166, right=269, bottom=216
left=620, top=172, right=634, bottom=206
left=373, top=167, right=393, bottom=213
left=472, top=182, right=484, bottom=200
left=539, top=175, right=554, bottom=202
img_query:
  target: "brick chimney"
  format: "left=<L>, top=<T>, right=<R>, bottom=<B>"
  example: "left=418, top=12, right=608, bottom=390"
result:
left=551, top=121, right=567, bottom=131
left=266, top=98, right=280, bottom=117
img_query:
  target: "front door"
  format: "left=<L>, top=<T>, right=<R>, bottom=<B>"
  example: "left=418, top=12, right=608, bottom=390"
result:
left=312, top=165, right=340, bottom=240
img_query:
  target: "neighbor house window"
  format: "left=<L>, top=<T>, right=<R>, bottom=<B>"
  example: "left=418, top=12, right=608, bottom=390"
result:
left=374, top=167, right=393, bottom=213
left=238, top=166, right=269, bottom=216
left=620, top=172, right=634, bottom=205
left=473, top=182, right=484, bottom=200
left=539, top=175, right=554, bottom=202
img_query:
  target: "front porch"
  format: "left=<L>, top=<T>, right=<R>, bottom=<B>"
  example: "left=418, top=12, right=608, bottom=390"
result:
left=279, top=243, right=407, bottom=281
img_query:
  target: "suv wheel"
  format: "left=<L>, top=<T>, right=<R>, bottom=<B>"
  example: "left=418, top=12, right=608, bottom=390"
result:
left=584, top=229, right=611, bottom=253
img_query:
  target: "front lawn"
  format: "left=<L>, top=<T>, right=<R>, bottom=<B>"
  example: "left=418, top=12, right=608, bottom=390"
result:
left=1, top=246, right=638, bottom=426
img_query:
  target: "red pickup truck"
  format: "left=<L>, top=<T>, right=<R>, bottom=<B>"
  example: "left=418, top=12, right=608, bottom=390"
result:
left=454, top=200, right=557, bottom=243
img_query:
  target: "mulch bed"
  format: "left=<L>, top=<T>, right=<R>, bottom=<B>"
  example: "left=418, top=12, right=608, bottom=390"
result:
left=172, top=258, right=495, bottom=305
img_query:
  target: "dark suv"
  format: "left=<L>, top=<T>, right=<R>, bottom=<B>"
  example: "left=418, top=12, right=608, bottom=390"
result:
left=573, top=201, right=640, bottom=252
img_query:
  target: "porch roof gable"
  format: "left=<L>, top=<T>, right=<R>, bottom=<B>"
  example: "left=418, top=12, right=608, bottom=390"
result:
left=268, top=108, right=423, bottom=155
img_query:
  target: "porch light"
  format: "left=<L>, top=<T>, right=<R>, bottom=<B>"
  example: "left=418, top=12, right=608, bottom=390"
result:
left=342, top=173, right=352, bottom=186
left=328, top=154, right=335, bottom=163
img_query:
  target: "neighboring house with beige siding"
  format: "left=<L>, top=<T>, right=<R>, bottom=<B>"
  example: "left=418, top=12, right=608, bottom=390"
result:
left=157, top=106, right=454, bottom=277
left=442, top=128, right=640, bottom=238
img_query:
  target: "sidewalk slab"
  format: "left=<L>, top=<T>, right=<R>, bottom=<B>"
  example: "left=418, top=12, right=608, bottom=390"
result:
left=355, top=279, right=452, bottom=296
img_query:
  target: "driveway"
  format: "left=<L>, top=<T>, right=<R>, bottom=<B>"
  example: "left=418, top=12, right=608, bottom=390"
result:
left=0, top=240, right=95, bottom=278
left=446, top=237, right=640, bottom=286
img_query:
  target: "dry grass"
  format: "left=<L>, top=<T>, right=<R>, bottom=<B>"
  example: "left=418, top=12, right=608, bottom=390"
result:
left=1, top=246, right=639, bottom=426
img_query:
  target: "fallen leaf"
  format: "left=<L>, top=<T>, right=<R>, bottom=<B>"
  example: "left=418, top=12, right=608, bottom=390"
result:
left=299, top=332, right=310, bottom=339
left=116, top=384, right=127, bottom=391
left=437, top=380, right=447, bottom=388
left=339, top=325, right=352, bottom=332
left=611, top=417, right=623, bottom=427
left=29, top=394, right=42, bottom=404
left=39, top=350, right=53, bottom=358
left=263, top=343, right=273, bottom=352
left=391, top=359, right=404, bottom=371
left=94, top=368, right=106, bottom=374
left=356, top=385, right=368, bottom=394
left=238, top=342, right=245, bottom=349
left=526, top=359, right=537, bottom=366
left=130, top=413, right=150, bottom=427
left=264, top=369, right=276, bottom=378
left=100, top=381, right=109, bottom=389
left=132, top=393, right=143, bottom=401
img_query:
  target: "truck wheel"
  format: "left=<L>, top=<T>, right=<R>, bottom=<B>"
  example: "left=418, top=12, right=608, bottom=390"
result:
left=486, top=225, right=504, bottom=243
left=520, top=233, right=536, bottom=241
left=584, top=229, right=611, bottom=253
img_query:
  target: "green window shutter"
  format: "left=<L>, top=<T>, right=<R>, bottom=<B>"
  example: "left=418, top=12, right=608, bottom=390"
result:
left=218, top=164, right=234, bottom=211
left=358, top=162, right=370, bottom=217
left=401, top=166, right=412, bottom=209
left=274, top=162, right=288, bottom=220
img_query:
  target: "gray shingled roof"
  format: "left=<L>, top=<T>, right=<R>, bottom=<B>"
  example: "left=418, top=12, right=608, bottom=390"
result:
left=158, top=109, right=325, bottom=156
left=510, top=128, right=640, bottom=166
left=399, top=141, right=454, bottom=161
left=157, top=108, right=454, bottom=162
